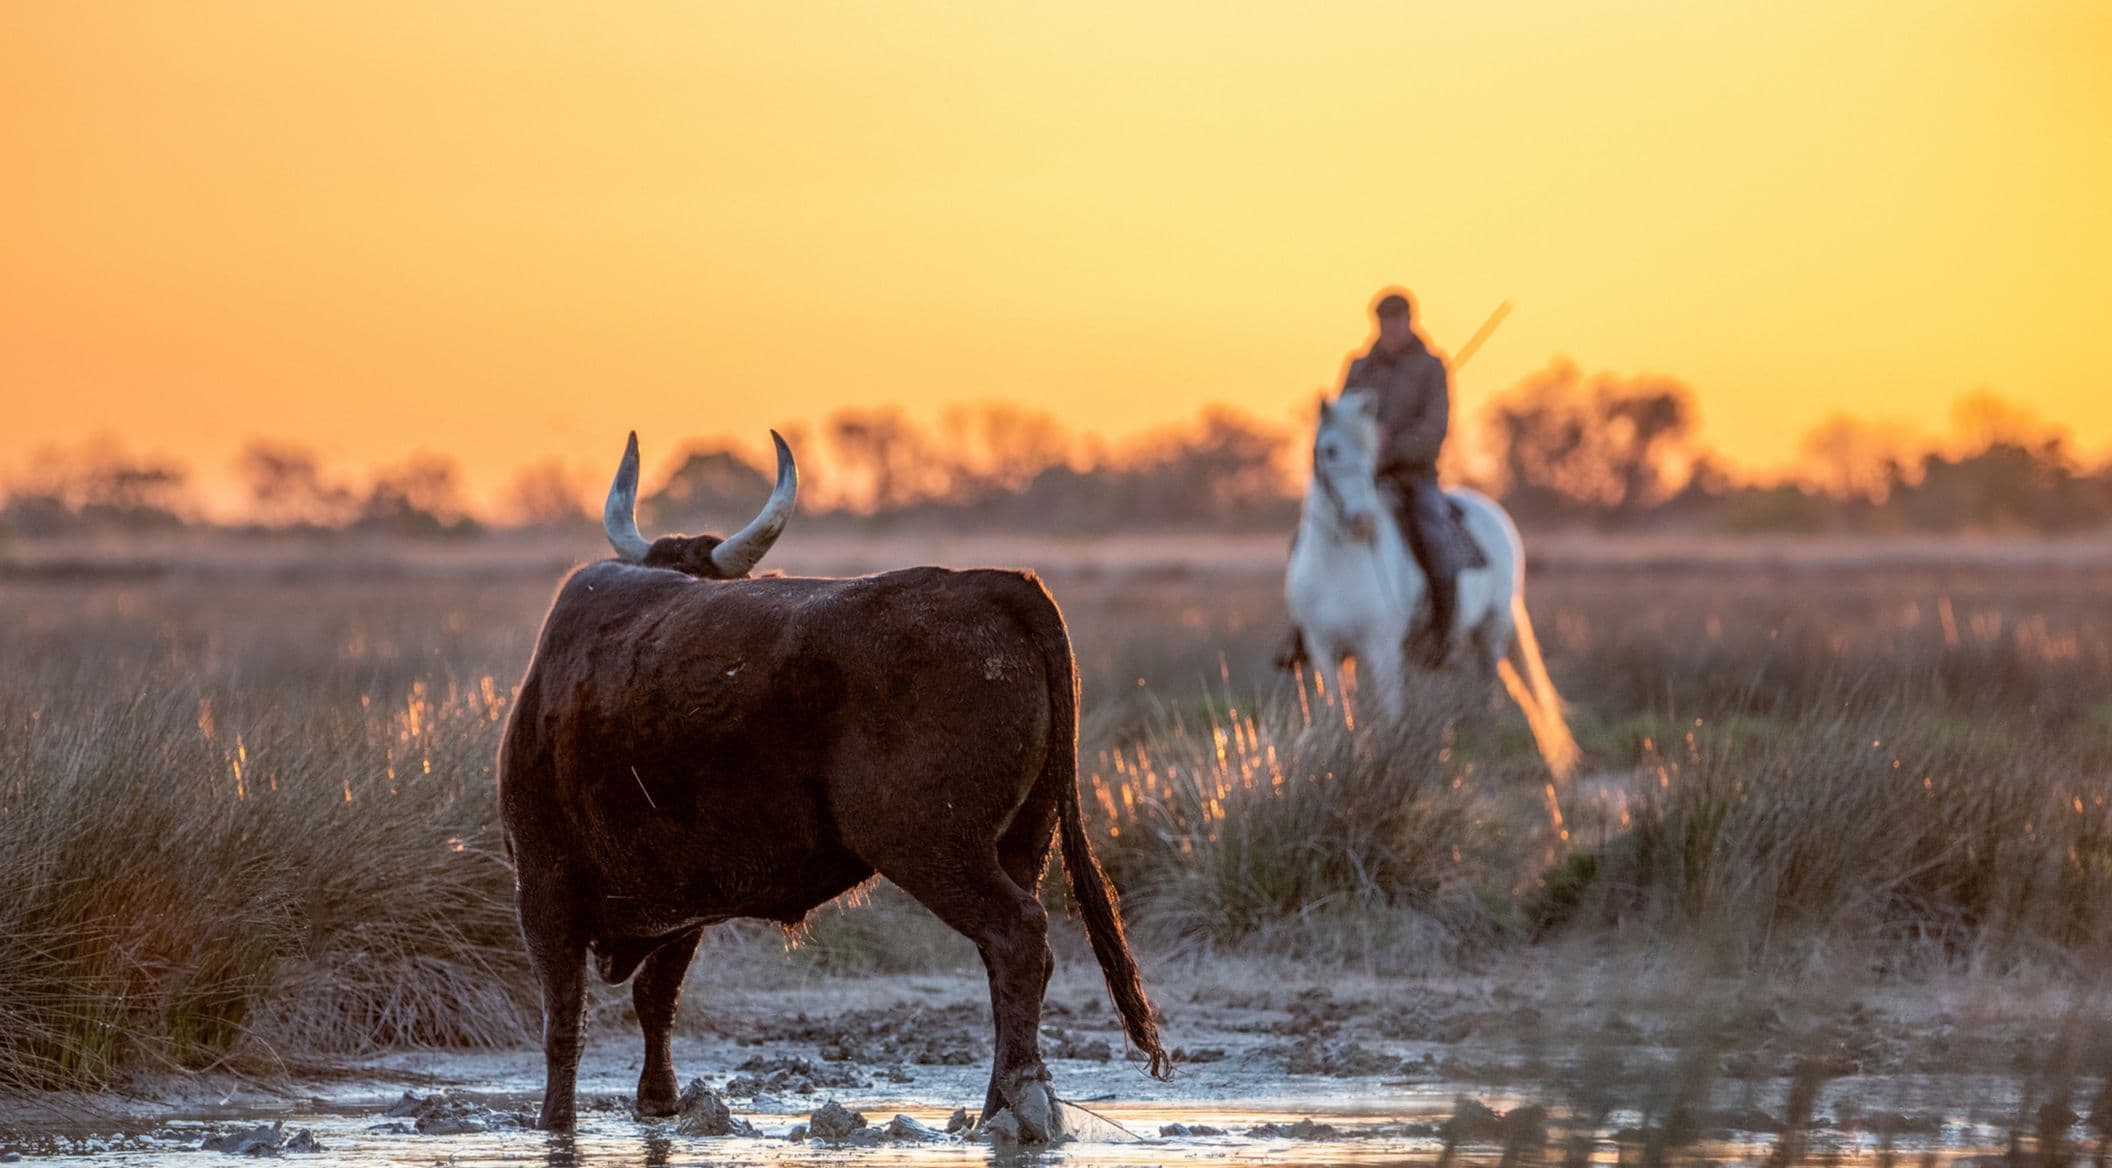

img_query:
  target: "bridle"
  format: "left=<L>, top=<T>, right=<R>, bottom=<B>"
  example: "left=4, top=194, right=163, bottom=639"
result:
left=1312, top=439, right=1356, bottom=536
left=1307, top=418, right=1419, bottom=628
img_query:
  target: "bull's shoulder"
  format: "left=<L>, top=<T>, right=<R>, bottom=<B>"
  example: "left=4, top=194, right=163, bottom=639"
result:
left=556, top=558, right=679, bottom=597
left=542, top=560, right=691, bottom=626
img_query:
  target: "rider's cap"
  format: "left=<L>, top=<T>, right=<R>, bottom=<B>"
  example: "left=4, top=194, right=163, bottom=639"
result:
left=1374, top=292, right=1411, bottom=320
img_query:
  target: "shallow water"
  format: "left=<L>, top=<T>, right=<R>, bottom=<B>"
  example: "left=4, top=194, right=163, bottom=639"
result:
left=1, top=1074, right=2065, bottom=1168
left=2, top=987, right=2095, bottom=1168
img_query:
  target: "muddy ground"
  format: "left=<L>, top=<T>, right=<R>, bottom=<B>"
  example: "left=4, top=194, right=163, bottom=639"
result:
left=4, top=958, right=2104, bottom=1166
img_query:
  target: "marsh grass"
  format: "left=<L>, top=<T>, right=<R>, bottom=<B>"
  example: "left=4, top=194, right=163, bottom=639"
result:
left=1087, top=670, right=1519, bottom=965
left=0, top=582, right=539, bottom=1091
left=1532, top=623, right=2112, bottom=966
left=3, top=559, right=2110, bottom=1094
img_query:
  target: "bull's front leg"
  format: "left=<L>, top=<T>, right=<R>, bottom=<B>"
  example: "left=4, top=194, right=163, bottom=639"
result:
left=631, top=928, right=705, bottom=1117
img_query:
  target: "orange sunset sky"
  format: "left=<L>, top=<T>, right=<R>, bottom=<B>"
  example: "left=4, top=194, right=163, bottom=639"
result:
left=5, top=3, right=2109, bottom=512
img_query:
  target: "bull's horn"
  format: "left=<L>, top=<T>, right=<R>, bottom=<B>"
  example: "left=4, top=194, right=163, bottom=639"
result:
left=710, top=431, right=798, bottom=577
left=603, top=431, right=653, bottom=563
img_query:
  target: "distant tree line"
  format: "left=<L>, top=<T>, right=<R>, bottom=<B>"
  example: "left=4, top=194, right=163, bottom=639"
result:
left=1479, top=361, right=2111, bottom=534
left=643, top=403, right=1298, bottom=535
left=4, top=369, right=2107, bottom=538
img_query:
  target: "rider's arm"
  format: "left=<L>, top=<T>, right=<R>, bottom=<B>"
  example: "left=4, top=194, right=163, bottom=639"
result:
left=1339, top=355, right=1369, bottom=395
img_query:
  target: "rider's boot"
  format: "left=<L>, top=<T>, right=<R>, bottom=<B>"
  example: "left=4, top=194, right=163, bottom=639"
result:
left=1394, top=472, right=1460, bottom=670
left=1407, top=567, right=1458, bottom=669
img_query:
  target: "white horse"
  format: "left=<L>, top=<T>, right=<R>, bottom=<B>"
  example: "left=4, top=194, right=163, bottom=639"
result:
left=1285, top=389, right=1579, bottom=780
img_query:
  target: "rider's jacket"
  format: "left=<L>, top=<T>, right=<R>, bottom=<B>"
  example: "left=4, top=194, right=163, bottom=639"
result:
left=1342, top=335, right=1450, bottom=477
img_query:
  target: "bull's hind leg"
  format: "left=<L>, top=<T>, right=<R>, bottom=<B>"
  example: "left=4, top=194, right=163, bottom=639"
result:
left=989, top=790, right=1062, bottom=1118
left=996, top=777, right=1060, bottom=895
left=632, top=927, right=705, bottom=1117
left=518, top=893, right=587, bottom=1132
left=885, top=858, right=1055, bottom=1135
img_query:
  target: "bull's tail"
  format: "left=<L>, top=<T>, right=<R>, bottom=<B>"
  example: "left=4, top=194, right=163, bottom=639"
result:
left=1023, top=576, right=1172, bottom=1081
left=1057, top=762, right=1172, bottom=1079
left=1496, top=591, right=1580, bottom=783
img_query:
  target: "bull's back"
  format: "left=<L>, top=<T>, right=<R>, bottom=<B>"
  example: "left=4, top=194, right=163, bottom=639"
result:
left=499, top=561, right=1071, bottom=927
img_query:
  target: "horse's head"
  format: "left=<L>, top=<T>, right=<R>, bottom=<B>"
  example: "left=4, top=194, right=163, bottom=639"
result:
left=1311, top=390, right=1387, bottom=543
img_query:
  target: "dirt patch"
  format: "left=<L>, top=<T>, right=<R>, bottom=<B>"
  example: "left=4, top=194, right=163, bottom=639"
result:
left=198, top=1121, right=325, bottom=1155
left=1276, top=1036, right=1403, bottom=1077
left=1045, top=1026, right=1115, bottom=1061
left=669, top=1080, right=759, bottom=1136
left=723, top=1053, right=876, bottom=1096
left=735, top=1003, right=981, bottom=1066
left=375, top=1089, right=532, bottom=1135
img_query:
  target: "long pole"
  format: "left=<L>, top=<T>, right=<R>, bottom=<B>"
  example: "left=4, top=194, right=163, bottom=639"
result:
left=1449, top=300, right=1512, bottom=372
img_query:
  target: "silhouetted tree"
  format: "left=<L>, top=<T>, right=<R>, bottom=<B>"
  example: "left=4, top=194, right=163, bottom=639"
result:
left=1898, top=439, right=2095, bottom=532
left=1, top=439, right=193, bottom=532
left=0, top=492, right=71, bottom=537
left=643, top=446, right=771, bottom=533
left=1484, top=358, right=1701, bottom=523
left=355, top=453, right=477, bottom=537
left=1797, top=413, right=1918, bottom=503
left=827, top=407, right=976, bottom=513
left=235, top=440, right=357, bottom=529
left=503, top=459, right=591, bottom=530
left=938, top=403, right=1072, bottom=498
left=1949, top=390, right=2058, bottom=453
left=969, top=406, right=1296, bottom=531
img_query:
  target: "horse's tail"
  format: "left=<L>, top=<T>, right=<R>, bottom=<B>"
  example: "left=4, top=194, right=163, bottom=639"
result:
left=1496, top=590, right=1580, bottom=783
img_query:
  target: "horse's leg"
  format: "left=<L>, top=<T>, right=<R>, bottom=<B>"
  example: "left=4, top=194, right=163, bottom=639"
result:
left=1358, top=639, right=1408, bottom=726
left=1471, top=578, right=1512, bottom=702
left=1466, top=624, right=1504, bottom=705
left=1451, top=621, right=1506, bottom=763
left=1311, top=645, right=1357, bottom=727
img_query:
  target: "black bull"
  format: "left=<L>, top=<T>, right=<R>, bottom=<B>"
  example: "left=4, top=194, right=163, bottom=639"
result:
left=498, top=440, right=1170, bottom=1134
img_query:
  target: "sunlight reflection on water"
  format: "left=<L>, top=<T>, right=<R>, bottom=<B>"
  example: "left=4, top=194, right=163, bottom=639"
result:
left=13, top=1090, right=2039, bottom=1168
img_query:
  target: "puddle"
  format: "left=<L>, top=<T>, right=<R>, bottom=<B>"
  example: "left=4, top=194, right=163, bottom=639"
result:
left=1, top=981, right=2098, bottom=1168
left=0, top=1074, right=2071, bottom=1167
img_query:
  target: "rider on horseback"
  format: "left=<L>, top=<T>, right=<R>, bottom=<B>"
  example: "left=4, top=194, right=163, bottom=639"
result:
left=1279, top=289, right=1472, bottom=672
left=1343, top=290, right=1467, bottom=668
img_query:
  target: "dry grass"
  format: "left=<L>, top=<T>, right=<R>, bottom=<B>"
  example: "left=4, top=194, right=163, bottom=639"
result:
left=0, top=581, right=539, bottom=1091
left=1086, top=672, right=1508, bottom=966
left=2, top=550, right=2109, bottom=1093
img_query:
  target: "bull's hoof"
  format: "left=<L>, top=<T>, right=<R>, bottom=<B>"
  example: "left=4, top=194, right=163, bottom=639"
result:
left=635, top=1063, right=683, bottom=1118
left=534, top=1109, right=576, bottom=1133
left=980, top=1070, right=1061, bottom=1145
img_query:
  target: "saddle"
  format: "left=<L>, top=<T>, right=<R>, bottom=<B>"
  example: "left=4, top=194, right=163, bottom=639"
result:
left=1380, top=487, right=1489, bottom=572
left=1442, top=498, right=1491, bottom=570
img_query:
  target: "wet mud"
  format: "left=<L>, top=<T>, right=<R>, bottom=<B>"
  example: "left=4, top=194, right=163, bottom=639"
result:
left=2, top=971, right=2103, bottom=1165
